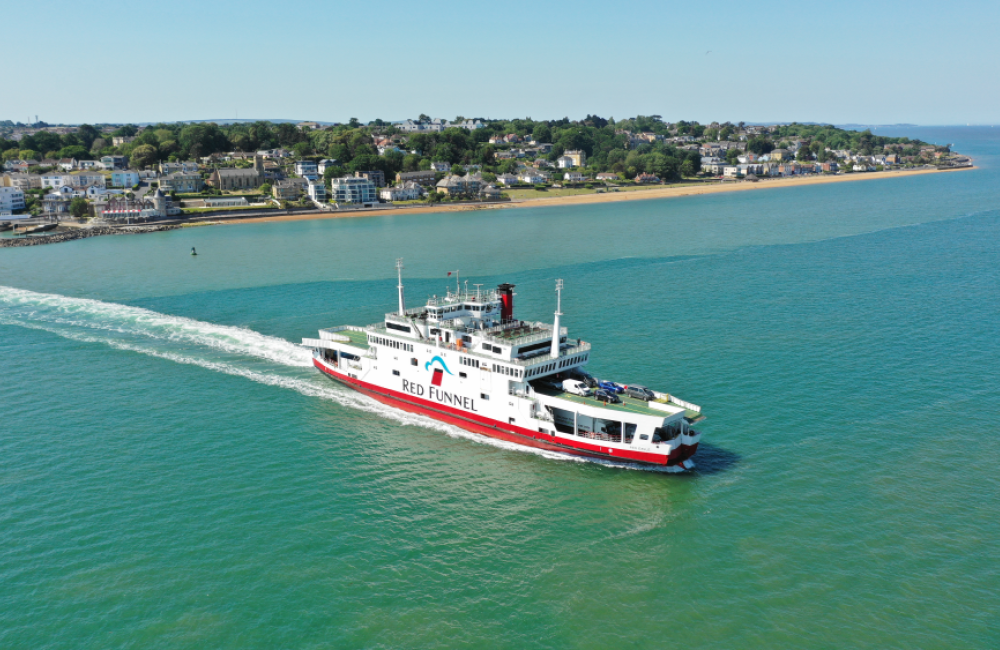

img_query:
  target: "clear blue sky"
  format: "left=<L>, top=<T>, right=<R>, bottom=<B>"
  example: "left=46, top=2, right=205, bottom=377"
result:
left=8, top=0, right=998, bottom=125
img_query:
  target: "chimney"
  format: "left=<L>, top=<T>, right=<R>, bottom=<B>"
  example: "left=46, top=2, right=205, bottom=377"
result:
left=497, top=283, right=515, bottom=321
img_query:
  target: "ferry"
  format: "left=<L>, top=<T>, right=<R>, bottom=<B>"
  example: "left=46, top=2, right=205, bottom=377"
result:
left=303, top=261, right=704, bottom=468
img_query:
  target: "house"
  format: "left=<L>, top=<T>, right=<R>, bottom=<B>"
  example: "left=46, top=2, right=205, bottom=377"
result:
left=556, top=156, right=574, bottom=169
left=41, top=174, right=67, bottom=189
left=479, top=184, right=502, bottom=200
left=66, top=173, right=105, bottom=188
left=820, top=162, right=839, bottom=172
left=57, top=158, right=77, bottom=171
left=318, top=159, right=338, bottom=175
left=1, top=173, right=42, bottom=189
left=564, top=150, right=586, bottom=167
left=435, top=174, right=481, bottom=196
left=307, top=181, right=326, bottom=203
left=497, top=173, right=519, bottom=186
left=208, top=167, right=260, bottom=191
left=769, top=149, right=789, bottom=161
left=396, top=170, right=436, bottom=186
left=563, top=171, right=585, bottom=182
left=272, top=178, right=308, bottom=200
left=596, top=172, right=618, bottom=181
left=518, top=170, right=545, bottom=184
left=429, top=161, right=450, bottom=173
left=76, top=160, right=99, bottom=170
left=355, top=170, right=385, bottom=187
left=0, top=187, right=26, bottom=213
left=110, top=171, right=141, bottom=187
left=634, top=172, right=660, bottom=183
left=100, top=155, right=128, bottom=170
left=297, top=121, right=322, bottom=130
left=380, top=182, right=422, bottom=202
left=294, top=160, right=318, bottom=177
left=160, top=172, right=203, bottom=193
left=111, top=136, right=136, bottom=146
left=330, top=176, right=377, bottom=204
left=449, top=119, right=485, bottom=130
left=159, top=162, right=199, bottom=174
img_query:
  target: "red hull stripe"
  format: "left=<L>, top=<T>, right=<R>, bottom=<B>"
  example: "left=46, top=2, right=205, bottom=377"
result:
left=314, top=358, right=697, bottom=466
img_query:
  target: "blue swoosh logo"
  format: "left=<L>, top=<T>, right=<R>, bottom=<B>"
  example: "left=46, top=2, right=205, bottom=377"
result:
left=424, top=355, right=453, bottom=375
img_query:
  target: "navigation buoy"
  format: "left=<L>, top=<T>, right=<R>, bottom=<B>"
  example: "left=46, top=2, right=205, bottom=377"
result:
left=191, top=247, right=197, bottom=256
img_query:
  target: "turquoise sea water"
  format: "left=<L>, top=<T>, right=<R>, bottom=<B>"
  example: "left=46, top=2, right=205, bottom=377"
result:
left=1, top=127, right=997, bottom=648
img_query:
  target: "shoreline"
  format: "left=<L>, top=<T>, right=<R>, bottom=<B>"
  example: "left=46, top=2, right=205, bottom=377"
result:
left=226, top=166, right=976, bottom=226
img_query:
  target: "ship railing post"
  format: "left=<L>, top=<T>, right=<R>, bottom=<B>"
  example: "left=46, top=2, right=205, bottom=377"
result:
left=574, top=410, right=578, bottom=437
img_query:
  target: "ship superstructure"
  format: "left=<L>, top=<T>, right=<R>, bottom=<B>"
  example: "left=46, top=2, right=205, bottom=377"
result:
left=303, top=261, right=704, bottom=467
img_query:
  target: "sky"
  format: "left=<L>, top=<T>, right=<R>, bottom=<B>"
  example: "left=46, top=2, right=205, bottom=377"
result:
left=7, top=0, right=999, bottom=126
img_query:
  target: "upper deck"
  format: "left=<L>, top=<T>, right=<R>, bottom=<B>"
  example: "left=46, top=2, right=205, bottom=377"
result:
left=531, top=383, right=703, bottom=422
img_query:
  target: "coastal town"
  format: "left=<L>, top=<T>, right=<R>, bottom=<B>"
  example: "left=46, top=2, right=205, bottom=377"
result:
left=0, top=115, right=972, bottom=240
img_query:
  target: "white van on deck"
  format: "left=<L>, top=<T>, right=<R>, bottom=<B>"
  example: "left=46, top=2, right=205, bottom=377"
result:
left=562, top=379, right=592, bottom=396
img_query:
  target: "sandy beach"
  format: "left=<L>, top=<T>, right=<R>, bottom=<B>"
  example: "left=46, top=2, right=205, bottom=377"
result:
left=224, top=166, right=973, bottom=226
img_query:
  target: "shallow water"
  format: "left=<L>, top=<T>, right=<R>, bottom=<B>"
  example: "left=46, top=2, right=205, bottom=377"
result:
left=1, top=127, right=997, bottom=648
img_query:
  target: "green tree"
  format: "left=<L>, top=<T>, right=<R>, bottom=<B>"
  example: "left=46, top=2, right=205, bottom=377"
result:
left=725, top=148, right=740, bottom=165
left=18, top=149, right=39, bottom=161
left=90, top=138, right=107, bottom=156
left=59, top=145, right=89, bottom=160
left=69, top=197, right=89, bottom=219
left=130, top=144, right=159, bottom=169
left=2, top=148, right=19, bottom=162
left=532, top=124, right=552, bottom=143
left=680, top=158, right=696, bottom=177
left=259, top=182, right=272, bottom=195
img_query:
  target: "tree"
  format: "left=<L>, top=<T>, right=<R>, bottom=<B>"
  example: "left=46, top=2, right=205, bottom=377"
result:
left=533, top=124, right=552, bottom=143
left=450, top=164, right=465, bottom=176
left=59, top=145, right=89, bottom=160
left=130, top=144, right=158, bottom=169
left=2, top=148, right=19, bottom=162
left=418, top=114, right=431, bottom=123
left=680, top=158, right=696, bottom=177
left=292, top=141, right=312, bottom=157
left=747, top=136, right=774, bottom=155
left=259, top=182, right=272, bottom=196
left=70, top=197, right=89, bottom=219
left=725, top=148, right=740, bottom=165
left=90, top=138, right=107, bottom=156
left=18, top=149, right=39, bottom=161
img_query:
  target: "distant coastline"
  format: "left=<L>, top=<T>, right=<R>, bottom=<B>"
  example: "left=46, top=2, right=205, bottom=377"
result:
left=225, top=165, right=975, bottom=226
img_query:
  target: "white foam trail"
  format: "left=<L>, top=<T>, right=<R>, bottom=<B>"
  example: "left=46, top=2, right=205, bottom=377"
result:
left=0, top=287, right=681, bottom=472
left=0, top=286, right=311, bottom=367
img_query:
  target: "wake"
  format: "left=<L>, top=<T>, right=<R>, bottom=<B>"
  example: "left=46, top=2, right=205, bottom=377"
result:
left=0, top=286, right=681, bottom=472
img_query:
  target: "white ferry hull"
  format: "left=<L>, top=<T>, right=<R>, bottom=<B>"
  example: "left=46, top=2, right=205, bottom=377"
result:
left=314, top=356, right=699, bottom=467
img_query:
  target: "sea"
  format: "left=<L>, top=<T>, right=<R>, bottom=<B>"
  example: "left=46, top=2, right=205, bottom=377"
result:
left=1, top=127, right=997, bottom=649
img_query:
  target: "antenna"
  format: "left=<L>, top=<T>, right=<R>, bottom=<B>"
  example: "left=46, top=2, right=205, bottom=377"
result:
left=396, top=258, right=406, bottom=316
left=464, top=279, right=468, bottom=297
left=473, top=283, right=483, bottom=300
left=551, top=279, right=564, bottom=358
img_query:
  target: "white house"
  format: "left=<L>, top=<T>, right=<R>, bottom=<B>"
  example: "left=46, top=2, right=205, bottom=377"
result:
left=563, top=171, right=585, bottom=182
left=294, top=160, right=318, bottom=176
left=111, top=171, right=140, bottom=187
left=556, top=156, right=574, bottom=169
left=330, top=176, right=377, bottom=204
left=429, top=161, right=450, bottom=172
left=0, top=186, right=26, bottom=214
left=318, top=159, right=338, bottom=175
left=518, top=170, right=545, bottom=184
left=379, top=183, right=422, bottom=202
left=497, top=173, right=519, bottom=186
left=307, top=181, right=326, bottom=203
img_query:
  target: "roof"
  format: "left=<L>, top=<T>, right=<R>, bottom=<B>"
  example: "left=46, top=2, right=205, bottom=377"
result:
left=215, top=168, right=259, bottom=177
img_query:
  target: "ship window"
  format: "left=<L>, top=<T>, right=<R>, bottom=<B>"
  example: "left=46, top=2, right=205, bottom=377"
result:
left=640, top=434, right=649, bottom=441
left=386, top=322, right=411, bottom=333
left=481, top=393, right=489, bottom=400
left=459, top=372, right=467, bottom=378
left=411, top=358, right=418, bottom=366
left=393, top=370, right=400, bottom=376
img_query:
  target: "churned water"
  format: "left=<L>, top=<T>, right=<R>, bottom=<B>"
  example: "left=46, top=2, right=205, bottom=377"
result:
left=1, top=128, right=997, bottom=648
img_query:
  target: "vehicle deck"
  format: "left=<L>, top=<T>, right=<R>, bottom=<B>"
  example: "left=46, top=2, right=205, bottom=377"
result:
left=328, top=328, right=370, bottom=350
left=532, top=384, right=699, bottom=419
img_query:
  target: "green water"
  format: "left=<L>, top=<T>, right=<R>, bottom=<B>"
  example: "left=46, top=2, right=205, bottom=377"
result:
left=1, top=128, right=997, bottom=648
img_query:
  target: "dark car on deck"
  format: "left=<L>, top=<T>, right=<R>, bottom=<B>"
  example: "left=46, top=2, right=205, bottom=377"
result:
left=593, top=389, right=622, bottom=404
left=625, top=385, right=656, bottom=401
